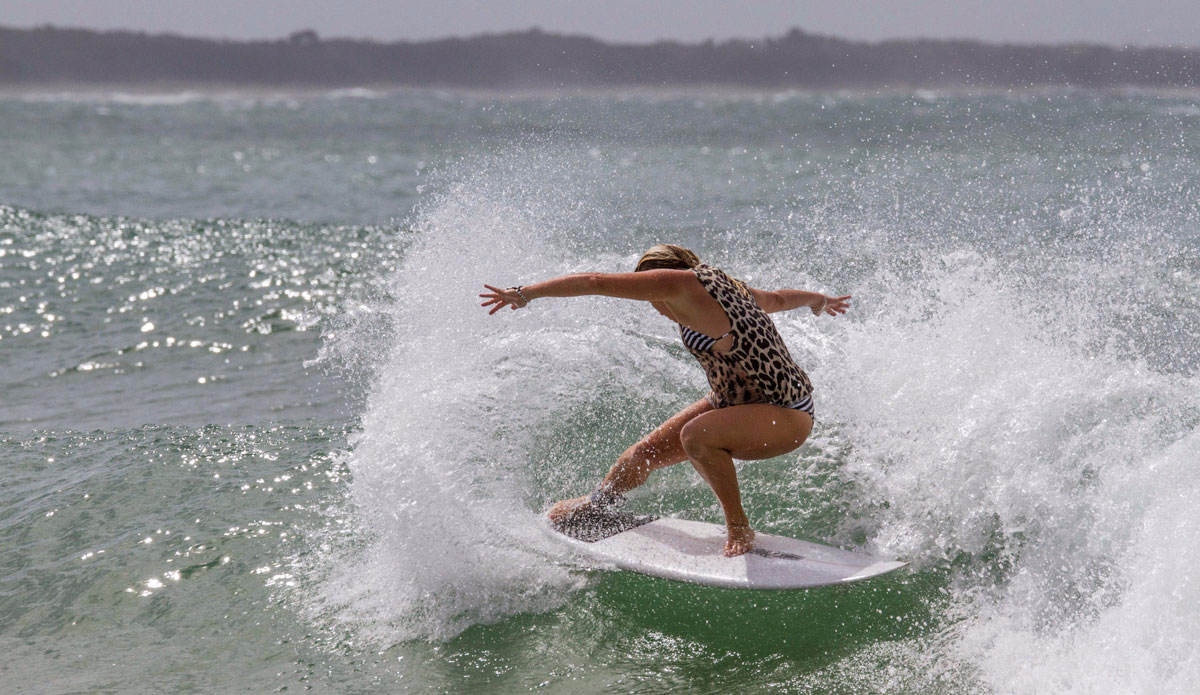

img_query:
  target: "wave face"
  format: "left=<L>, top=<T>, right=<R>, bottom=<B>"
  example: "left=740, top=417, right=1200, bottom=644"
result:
left=1, top=89, right=1198, bottom=693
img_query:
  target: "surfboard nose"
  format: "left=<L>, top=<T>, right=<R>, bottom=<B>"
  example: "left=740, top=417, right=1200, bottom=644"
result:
left=841, top=560, right=909, bottom=583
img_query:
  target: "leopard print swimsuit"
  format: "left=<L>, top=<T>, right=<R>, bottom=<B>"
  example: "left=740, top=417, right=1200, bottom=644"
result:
left=680, top=264, right=814, bottom=415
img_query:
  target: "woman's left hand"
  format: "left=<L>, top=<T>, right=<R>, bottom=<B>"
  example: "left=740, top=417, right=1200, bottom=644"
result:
left=814, top=294, right=851, bottom=316
left=479, top=285, right=528, bottom=314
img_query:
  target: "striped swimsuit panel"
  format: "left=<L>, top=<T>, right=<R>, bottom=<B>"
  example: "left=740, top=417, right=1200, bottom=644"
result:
left=679, top=324, right=730, bottom=353
left=785, top=393, right=815, bottom=417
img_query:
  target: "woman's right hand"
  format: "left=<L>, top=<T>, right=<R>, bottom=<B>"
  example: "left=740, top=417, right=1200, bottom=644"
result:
left=479, top=285, right=529, bottom=314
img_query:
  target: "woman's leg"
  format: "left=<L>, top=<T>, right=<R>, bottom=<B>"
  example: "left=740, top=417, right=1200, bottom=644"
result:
left=679, top=404, right=813, bottom=556
left=599, top=397, right=716, bottom=493
left=548, top=397, right=713, bottom=522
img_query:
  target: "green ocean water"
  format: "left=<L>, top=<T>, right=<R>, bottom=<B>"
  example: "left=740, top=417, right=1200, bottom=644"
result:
left=2, top=88, right=1199, bottom=694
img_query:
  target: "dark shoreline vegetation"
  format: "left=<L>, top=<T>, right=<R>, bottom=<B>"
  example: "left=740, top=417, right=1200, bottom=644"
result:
left=3, top=24, right=1200, bottom=89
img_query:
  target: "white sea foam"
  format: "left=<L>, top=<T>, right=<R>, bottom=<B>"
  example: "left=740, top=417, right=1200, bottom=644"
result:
left=310, top=135, right=1199, bottom=692
left=312, top=151, right=697, bottom=642
left=823, top=250, right=1200, bottom=693
left=13, top=89, right=206, bottom=105
left=324, top=87, right=389, bottom=100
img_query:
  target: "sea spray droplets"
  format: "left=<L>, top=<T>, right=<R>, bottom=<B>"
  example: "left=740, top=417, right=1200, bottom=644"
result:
left=313, top=149, right=619, bottom=642
left=827, top=249, right=1200, bottom=693
left=312, top=145, right=723, bottom=642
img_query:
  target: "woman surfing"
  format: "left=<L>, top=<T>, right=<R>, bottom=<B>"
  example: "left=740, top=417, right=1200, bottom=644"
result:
left=480, top=244, right=850, bottom=556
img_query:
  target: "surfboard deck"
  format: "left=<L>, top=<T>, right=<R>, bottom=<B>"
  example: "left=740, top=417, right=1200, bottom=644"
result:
left=544, top=511, right=906, bottom=590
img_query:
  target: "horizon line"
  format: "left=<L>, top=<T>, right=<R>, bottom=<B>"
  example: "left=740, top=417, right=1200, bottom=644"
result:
left=4, top=22, right=1197, bottom=53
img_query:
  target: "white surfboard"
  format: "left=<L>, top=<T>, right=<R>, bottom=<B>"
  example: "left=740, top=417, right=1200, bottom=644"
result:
left=544, top=512, right=906, bottom=590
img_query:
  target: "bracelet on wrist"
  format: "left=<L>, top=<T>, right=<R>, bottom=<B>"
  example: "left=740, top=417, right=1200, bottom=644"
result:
left=512, top=286, right=530, bottom=305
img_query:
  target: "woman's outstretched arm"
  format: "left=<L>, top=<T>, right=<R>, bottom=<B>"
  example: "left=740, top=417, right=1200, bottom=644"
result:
left=480, top=269, right=693, bottom=314
left=750, top=288, right=851, bottom=316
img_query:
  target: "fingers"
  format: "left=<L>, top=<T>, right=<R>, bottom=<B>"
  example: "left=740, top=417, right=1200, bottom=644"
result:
left=481, top=284, right=531, bottom=315
left=821, top=294, right=851, bottom=316
left=481, top=284, right=510, bottom=315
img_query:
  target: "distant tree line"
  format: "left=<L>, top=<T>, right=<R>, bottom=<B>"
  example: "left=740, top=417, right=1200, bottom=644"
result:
left=1, top=25, right=1198, bottom=88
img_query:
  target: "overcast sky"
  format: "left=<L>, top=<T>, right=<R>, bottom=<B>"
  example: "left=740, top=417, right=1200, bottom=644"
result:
left=4, top=0, right=1199, bottom=48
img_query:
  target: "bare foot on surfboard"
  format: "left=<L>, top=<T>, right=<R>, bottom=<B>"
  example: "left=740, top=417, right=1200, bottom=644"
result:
left=547, top=495, right=595, bottom=524
left=724, top=524, right=755, bottom=557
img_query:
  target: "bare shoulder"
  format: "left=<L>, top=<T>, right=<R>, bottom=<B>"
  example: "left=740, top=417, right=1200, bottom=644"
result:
left=634, top=268, right=697, bottom=283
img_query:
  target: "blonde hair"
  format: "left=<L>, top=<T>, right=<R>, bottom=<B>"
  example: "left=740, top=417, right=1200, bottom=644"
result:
left=635, top=244, right=701, bottom=272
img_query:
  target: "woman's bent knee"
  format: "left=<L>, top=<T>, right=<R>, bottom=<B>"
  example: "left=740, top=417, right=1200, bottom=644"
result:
left=679, top=421, right=714, bottom=460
